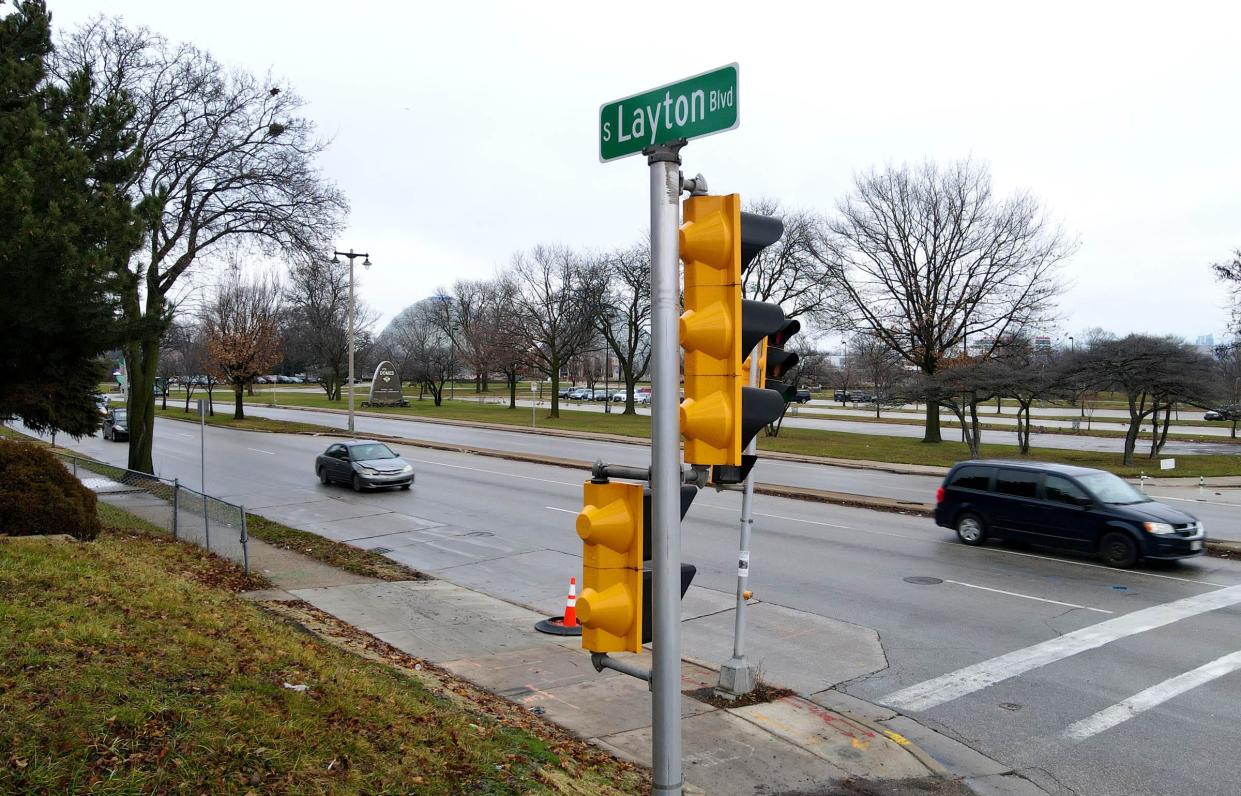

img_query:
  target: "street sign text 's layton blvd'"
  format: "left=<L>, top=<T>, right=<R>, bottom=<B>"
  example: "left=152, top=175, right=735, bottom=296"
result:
left=599, top=64, right=738, bottom=162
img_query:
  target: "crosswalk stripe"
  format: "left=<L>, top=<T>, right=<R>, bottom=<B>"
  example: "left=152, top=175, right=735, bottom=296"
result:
left=1063, top=650, right=1241, bottom=741
left=882, top=585, right=1241, bottom=712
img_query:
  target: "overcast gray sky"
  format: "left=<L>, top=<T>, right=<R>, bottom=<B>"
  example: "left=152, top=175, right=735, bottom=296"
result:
left=48, top=0, right=1241, bottom=343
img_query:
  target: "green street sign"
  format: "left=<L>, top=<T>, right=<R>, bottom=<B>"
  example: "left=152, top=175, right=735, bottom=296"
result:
left=599, top=63, right=739, bottom=162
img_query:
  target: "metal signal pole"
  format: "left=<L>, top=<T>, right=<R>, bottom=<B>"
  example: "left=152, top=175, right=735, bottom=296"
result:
left=646, top=141, right=684, bottom=795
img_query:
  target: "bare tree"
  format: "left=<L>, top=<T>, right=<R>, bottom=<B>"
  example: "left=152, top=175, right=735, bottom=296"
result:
left=1070, top=335, right=1217, bottom=465
left=54, top=19, right=346, bottom=472
left=592, top=243, right=652, bottom=415
left=488, top=276, right=532, bottom=408
left=201, top=274, right=283, bottom=420
left=845, top=334, right=906, bottom=418
left=382, top=299, right=455, bottom=406
left=508, top=245, right=597, bottom=418
left=987, top=342, right=1064, bottom=454
left=911, top=355, right=1000, bottom=458
left=1213, top=249, right=1241, bottom=332
left=1214, top=343, right=1241, bottom=438
left=284, top=257, right=375, bottom=401
left=742, top=198, right=828, bottom=319
left=814, top=159, right=1073, bottom=442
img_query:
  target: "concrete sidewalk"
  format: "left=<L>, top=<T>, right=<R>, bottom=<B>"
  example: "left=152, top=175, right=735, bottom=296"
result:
left=236, top=534, right=1045, bottom=795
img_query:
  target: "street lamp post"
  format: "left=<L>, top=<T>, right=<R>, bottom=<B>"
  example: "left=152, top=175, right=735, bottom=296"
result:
left=333, top=249, right=371, bottom=434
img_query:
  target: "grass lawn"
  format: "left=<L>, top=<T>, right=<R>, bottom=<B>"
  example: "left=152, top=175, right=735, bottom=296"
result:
left=153, top=405, right=332, bottom=435
left=0, top=503, right=645, bottom=795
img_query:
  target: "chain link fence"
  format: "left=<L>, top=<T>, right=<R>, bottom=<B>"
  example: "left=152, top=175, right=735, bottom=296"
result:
left=53, top=450, right=249, bottom=573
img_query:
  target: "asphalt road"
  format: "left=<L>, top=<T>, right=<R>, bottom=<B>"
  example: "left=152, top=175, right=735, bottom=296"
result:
left=229, top=403, right=1241, bottom=543
left=44, top=418, right=1241, bottom=796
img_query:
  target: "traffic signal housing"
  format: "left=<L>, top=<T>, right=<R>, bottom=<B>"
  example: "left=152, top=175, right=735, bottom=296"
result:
left=679, top=194, right=798, bottom=484
left=576, top=481, right=644, bottom=653
left=576, top=481, right=699, bottom=653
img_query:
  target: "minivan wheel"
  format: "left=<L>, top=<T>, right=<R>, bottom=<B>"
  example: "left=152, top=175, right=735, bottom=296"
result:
left=1100, top=532, right=1139, bottom=568
left=956, top=513, right=987, bottom=546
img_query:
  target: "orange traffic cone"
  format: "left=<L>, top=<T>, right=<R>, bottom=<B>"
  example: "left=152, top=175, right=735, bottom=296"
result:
left=563, top=577, right=578, bottom=628
left=534, top=575, right=584, bottom=636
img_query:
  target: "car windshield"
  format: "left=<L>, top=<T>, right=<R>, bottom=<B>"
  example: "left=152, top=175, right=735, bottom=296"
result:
left=349, top=443, right=396, bottom=461
left=1077, top=471, right=1149, bottom=504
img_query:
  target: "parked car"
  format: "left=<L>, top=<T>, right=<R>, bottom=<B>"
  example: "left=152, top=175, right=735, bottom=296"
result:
left=850, top=391, right=874, bottom=403
left=934, top=460, right=1204, bottom=568
left=591, top=389, right=611, bottom=401
left=315, top=440, right=414, bottom=492
left=558, top=387, right=573, bottom=398
left=833, top=389, right=848, bottom=402
left=102, top=408, right=129, bottom=442
left=95, top=395, right=110, bottom=417
left=794, top=389, right=812, bottom=404
left=1205, top=410, right=1225, bottom=421
left=567, top=387, right=591, bottom=400
left=1204, top=406, right=1239, bottom=421
left=637, top=391, right=652, bottom=406
left=611, top=391, right=630, bottom=402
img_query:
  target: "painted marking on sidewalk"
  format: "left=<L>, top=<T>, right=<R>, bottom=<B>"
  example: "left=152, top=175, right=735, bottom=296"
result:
left=943, top=579, right=1113, bottom=614
left=247, top=447, right=275, bottom=455
left=882, top=585, right=1241, bottom=712
left=1063, top=650, right=1241, bottom=741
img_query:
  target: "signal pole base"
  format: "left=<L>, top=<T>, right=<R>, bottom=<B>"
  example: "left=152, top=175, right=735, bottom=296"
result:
left=715, top=657, right=756, bottom=699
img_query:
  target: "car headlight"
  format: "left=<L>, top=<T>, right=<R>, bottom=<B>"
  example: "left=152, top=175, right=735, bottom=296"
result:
left=1143, top=522, right=1175, bottom=535
left=357, top=465, right=378, bottom=475
left=401, top=464, right=413, bottom=473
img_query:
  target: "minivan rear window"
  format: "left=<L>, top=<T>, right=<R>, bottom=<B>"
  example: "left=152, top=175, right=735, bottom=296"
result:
left=995, top=470, right=1039, bottom=498
left=950, top=466, right=992, bottom=491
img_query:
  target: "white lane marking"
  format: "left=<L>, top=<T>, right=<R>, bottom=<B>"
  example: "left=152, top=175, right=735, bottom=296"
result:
left=546, top=506, right=577, bottom=514
left=405, top=457, right=578, bottom=487
left=176, top=432, right=193, bottom=438
left=1149, top=493, right=1241, bottom=509
left=247, top=447, right=276, bottom=455
left=1063, top=650, right=1241, bottom=741
left=699, top=501, right=1229, bottom=588
left=943, top=579, right=1113, bottom=614
left=882, top=585, right=1241, bottom=712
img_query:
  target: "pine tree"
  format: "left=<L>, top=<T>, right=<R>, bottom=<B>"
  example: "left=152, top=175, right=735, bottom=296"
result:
left=0, top=1, right=142, bottom=437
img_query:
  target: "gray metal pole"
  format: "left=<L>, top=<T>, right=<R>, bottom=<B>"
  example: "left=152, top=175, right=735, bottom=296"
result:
left=347, top=254, right=356, bottom=435
left=718, top=351, right=760, bottom=696
left=647, top=143, right=683, bottom=796
left=240, top=506, right=249, bottom=575
left=172, top=478, right=179, bottom=540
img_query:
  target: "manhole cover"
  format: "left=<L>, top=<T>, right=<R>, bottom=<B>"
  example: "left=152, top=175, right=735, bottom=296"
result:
left=999, top=703, right=1022, bottom=711
left=371, top=547, right=393, bottom=555
left=904, top=576, right=944, bottom=585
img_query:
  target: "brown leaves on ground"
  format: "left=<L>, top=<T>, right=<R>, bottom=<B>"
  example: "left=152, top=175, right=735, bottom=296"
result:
left=257, top=598, right=650, bottom=792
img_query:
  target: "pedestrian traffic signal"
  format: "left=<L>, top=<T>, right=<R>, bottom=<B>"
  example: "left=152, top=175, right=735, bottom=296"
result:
left=679, top=193, right=792, bottom=483
left=576, top=480, right=644, bottom=653
left=577, top=481, right=699, bottom=653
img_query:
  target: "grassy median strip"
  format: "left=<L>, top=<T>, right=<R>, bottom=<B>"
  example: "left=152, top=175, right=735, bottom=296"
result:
left=243, top=513, right=426, bottom=582
left=0, top=503, right=645, bottom=795
left=154, top=406, right=332, bottom=434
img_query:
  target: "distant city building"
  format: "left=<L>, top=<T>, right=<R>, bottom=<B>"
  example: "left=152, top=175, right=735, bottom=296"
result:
left=1195, top=334, right=1215, bottom=352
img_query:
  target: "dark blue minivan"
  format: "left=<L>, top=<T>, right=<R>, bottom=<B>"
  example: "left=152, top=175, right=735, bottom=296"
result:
left=934, top=460, right=1205, bottom=568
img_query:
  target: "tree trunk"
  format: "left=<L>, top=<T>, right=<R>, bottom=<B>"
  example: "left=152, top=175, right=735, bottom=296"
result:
left=968, top=401, right=982, bottom=457
left=508, top=371, right=518, bottom=408
left=1122, top=417, right=1141, bottom=466
left=622, top=364, right=636, bottom=415
left=246, top=382, right=254, bottom=397
left=549, top=356, right=560, bottom=419
left=1152, top=402, right=1172, bottom=456
left=996, top=397, right=1002, bottom=415
left=922, top=399, right=942, bottom=443
left=125, top=333, right=160, bottom=473
left=233, top=385, right=245, bottom=420
left=1232, top=418, right=1237, bottom=439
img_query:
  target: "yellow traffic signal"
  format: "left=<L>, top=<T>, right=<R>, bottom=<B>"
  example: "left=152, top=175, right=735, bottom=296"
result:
left=576, top=480, right=644, bottom=653
left=679, top=194, right=742, bottom=465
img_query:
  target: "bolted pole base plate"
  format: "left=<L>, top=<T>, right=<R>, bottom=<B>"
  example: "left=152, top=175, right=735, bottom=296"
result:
left=715, top=657, right=756, bottom=699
